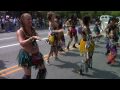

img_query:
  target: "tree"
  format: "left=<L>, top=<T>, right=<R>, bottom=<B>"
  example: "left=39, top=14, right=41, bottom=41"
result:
left=111, top=11, right=120, bottom=16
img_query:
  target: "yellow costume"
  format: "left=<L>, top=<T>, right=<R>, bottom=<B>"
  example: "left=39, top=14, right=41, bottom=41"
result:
left=79, top=38, right=95, bottom=54
left=48, top=34, right=55, bottom=45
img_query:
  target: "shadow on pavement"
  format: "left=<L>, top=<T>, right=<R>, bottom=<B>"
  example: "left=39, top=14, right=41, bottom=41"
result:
left=69, top=49, right=79, bottom=52
left=85, top=68, right=120, bottom=79
left=110, top=61, right=120, bottom=67
left=52, top=58, right=120, bottom=79
left=53, top=58, right=80, bottom=71
left=95, top=44, right=104, bottom=48
left=94, top=51, right=105, bottom=55
left=0, top=60, right=8, bottom=79
left=116, top=54, right=120, bottom=60
left=98, top=41, right=106, bottom=44
left=64, top=52, right=80, bottom=57
left=0, top=60, right=7, bottom=70
left=0, top=76, right=8, bottom=79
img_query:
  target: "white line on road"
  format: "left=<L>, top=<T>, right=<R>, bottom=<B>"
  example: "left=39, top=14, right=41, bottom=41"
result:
left=0, top=37, right=15, bottom=41
left=41, top=37, right=48, bottom=40
left=0, top=37, right=49, bottom=49
left=0, top=32, right=48, bottom=41
left=37, top=31, right=49, bottom=35
left=0, top=31, right=105, bottom=48
left=0, top=31, right=49, bottom=41
left=0, top=43, right=19, bottom=49
left=0, top=33, right=68, bottom=49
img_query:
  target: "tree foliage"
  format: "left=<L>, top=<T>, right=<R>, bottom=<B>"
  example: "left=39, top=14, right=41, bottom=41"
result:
left=1, top=11, right=120, bottom=19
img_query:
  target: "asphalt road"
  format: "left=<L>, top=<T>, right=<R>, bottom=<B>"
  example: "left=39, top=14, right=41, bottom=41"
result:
left=0, top=25, right=120, bottom=79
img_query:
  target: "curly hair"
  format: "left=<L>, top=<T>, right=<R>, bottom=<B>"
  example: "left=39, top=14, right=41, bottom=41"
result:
left=47, top=11, right=55, bottom=21
left=47, top=11, right=60, bottom=30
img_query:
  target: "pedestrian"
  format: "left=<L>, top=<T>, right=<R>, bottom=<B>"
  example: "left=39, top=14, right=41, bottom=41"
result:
left=79, top=16, right=95, bottom=68
left=105, top=17, right=119, bottom=55
left=54, top=15, right=65, bottom=52
left=46, top=12, right=58, bottom=65
left=5, top=17, right=10, bottom=32
left=66, top=16, right=78, bottom=50
left=1, top=16, right=5, bottom=30
left=67, top=25, right=78, bottom=49
left=93, top=18, right=102, bottom=42
left=107, top=30, right=117, bottom=64
left=46, top=11, right=63, bottom=65
left=16, top=13, right=47, bottom=79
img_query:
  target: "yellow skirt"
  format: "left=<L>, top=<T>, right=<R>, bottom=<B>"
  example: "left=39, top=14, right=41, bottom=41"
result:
left=79, top=39, right=95, bottom=54
left=48, top=35, right=55, bottom=45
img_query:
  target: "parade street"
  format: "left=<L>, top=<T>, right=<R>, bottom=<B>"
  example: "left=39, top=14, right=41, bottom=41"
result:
left=0, top=26, right=120, bottom=79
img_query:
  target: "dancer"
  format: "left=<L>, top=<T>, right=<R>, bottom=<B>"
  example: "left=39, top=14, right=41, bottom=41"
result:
left=16, top=13, right=46, bottom=79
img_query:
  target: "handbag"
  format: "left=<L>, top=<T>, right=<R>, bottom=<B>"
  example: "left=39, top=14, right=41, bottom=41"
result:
left=31, top=52, right=44, bottom=65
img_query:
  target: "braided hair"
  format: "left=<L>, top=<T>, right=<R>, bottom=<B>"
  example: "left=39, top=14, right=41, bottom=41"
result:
left=20, top=13, right=37, bottom=37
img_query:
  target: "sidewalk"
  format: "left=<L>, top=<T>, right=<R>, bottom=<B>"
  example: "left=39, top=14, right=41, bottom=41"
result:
left=0, top=29, right=5, bottom=33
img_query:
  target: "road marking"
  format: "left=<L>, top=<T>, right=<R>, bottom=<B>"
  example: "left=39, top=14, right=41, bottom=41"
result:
left=37, top=31, right=49, bottom=35
left=0, top=38, right=49, bottom=49
left=0, top=65, right=18, bottom=74
left=0, top=45, right=79, bottom=77
left=0, top=54, right=48, bottom=75
left=0, top=31, right=48, bottom=41
left=0, top=37, right=15, bottom=41
left=0, top=32, right=74, bottom=77
left=0, top=33, right=68, bottom=49
left=0, top=68, right=22, bottom=77
left=0, top=43, right=19, bottom=49
left=0, top=31, right=67, bottom=41
left=40, top=37, right=48, bottom=41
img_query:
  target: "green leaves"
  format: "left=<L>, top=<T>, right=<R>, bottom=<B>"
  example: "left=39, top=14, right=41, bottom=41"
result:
left=111, top=11, right=120, bottom=16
